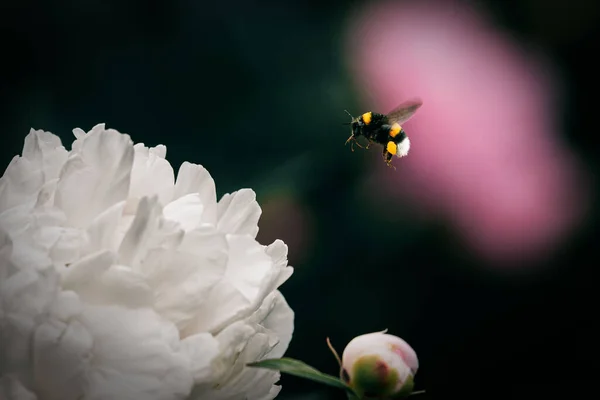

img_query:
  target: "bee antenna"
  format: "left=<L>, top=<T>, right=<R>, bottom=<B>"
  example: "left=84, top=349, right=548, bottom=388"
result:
left=344, top=109, right=354, bottom=119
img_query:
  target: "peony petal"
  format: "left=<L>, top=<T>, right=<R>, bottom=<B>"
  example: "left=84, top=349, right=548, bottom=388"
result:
left=0, top=375, right=37, bottom=400
left=1, top=203, right=66, bottom=247
left=22, top=129, right=68, bottom=184
left=34, top=179, right=58, bottom=208
left=0, top=206, right=64, bottom=271
left=79, top=306, right=194, bottom=400
left=186, top=234, right=278, bottom=334
left=38, top=226, right=86, bottom=266
left=0, top=129, right=67, bottom=213
left=163, top=193, right=205, bottom=232
left=191, top=317, right=284, bottom=400
left=83, top=201, right=126, bottom=256
left=217, top=189, right=261, bottom=238
left=62, top=251, right=153, bottom=308
left=143, top=227, right=228, bottom=334
left=48, top=291, right=83, bottom=323
left=55, top=125, right=134, bottom=229
left=173, top=162, right=218, bottom=226
left=197, top=321, right=256, bottom=388
left=33, top=318, right=92, bottom=400
left=129, top=144, right=175, bottom=206
left=1, top=267, right=58, bottom=318
left=0, top=156, right=43, bottom=213
left=253, top=291, right=294, bottom=359
left=0, top=228, right=13, bottom=283
left=180, top=333, right=220, bottom=383
left=61, top=250, right=112, bottom=289
left=220, top=329, right=281, bottom=400
left=266, top=240, right=294, bottom=288
left=0, top=251, right=59, bottom=389
left=1, top=315, right=37, bottom=390
left=72, top=128, right=85, bottom=140
left=118, top=196, right=162, bottom=270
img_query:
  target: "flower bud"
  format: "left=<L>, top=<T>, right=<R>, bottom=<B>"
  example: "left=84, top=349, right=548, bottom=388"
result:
left=341, top=331, right=418, bottom=399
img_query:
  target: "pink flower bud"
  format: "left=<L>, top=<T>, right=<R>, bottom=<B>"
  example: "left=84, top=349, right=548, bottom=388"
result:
left=342, top=332, right=418, bottom=399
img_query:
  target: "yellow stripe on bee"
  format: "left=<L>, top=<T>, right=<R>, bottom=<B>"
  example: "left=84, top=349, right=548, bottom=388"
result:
left=389, top=123, right=402, bottom=138
left=386, top=141, right=397, bottom=155
left=362, top=112, right=372, bottom=125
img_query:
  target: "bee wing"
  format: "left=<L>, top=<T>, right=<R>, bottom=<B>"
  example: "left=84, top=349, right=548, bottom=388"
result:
left=386, top=98, right=423, bottom=125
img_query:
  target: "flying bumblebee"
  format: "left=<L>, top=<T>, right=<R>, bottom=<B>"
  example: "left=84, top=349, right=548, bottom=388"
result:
left=344, top=99, right=422, bottom=167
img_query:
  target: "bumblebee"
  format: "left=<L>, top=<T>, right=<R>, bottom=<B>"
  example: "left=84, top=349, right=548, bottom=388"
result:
left=345, top=99, right=422, bottom=167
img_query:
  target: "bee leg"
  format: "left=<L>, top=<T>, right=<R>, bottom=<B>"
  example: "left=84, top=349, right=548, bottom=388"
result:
left=346, top=136, right=365, bottom=152
left=381, top=147, right=389, bottom=161
left=382, top=149, right=396, bottom=170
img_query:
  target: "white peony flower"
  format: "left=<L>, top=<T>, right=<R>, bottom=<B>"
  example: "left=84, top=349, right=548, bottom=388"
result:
left=0, top=124, right=295, bottom=400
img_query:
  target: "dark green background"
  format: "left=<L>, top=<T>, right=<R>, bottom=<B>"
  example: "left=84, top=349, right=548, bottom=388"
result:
left=2, top=1, right=598, bottom=399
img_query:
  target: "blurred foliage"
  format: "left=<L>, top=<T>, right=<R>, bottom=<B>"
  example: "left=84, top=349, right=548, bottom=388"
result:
left=1, top=0, right=599, bottom=399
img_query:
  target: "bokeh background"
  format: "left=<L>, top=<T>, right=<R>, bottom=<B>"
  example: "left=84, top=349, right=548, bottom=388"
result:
left=2, top=0, right=599, bottom=399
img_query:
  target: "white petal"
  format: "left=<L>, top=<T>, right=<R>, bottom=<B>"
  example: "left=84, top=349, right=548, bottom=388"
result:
left=173, top=162, right=217, bottom=226
left=1, top=203, right=66, bottom=246
left=0, top=375, right=37, bottom=400
left=217, top=189, right=261, bottom=237
left=143, top=227, right=228, bottom=334
left=82, top=201, right=126, bottom=256
left=266, top=240, right=294, bottom=288
left=163, top=193, right=205, bottom=232
left=72, top=128, right=85, bottom=140
left=180, top=333, right=220, bottom=383
left=0, top=228, right=13, bottom=283
left=1, top=267, right=58, bottom=319
left=117, top=196, right=162, bottom=269
left=48, top=291, right=83, bottom=322
left=223, top=236, right=275, bottom=303
left=62, top=251, right=153, bottom=308
left=34, top=179, right=58, bottom=208
left=218, top=329, right=281, bottom=400
left=22, top=129, right=68, bottom=183
left=186, top=234, right=280, bottom=334
left=117, top=196, right=186, bottom=268
left=0, top=206, right=61, bottom=271
left=55, top=125, right=134, bottom=228
left=37, top=226, right=86, bottom=266
left=0, top=129, right=67, bottom=213
left=192, top=318, right=283, bottom=400
left=33, top=318, right=92, bottom=400
left=0, top=156, right=43, bottom=213
left=129, top=143, right=174, bottom=206
left=0, top=253, right=60, bottom=389
left=1, top=315, right=37, bottom=390
left=79, top=306, right=194, bottom=400
left=197, top=321, right=255, bottom=388
left=254, top=291, right=294, bottom=359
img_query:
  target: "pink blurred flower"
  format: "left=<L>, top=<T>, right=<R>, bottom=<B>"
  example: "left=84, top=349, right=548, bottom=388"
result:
left=345, top=0, right=589, bottom=266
